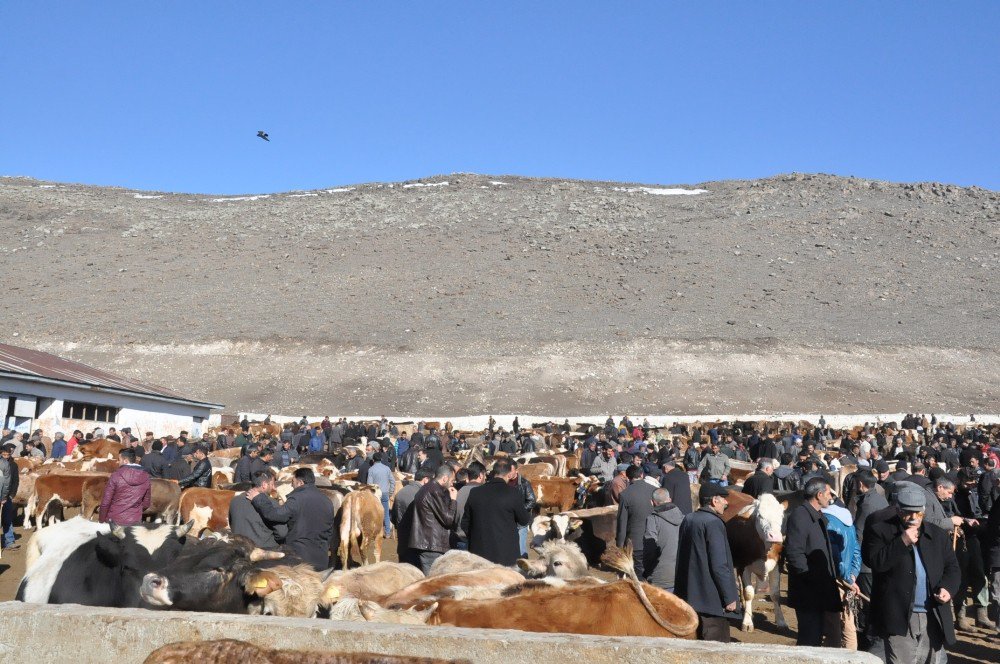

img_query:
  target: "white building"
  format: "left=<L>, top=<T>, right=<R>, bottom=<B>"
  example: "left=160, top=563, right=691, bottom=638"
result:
left=0, top=343, right=223, bottom=438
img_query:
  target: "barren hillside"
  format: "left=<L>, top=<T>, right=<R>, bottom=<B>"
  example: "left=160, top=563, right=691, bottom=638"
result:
left=1, top=172, right=997, bottom=414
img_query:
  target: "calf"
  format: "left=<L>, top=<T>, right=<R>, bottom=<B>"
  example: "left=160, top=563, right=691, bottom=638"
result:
left=245, top=563, right=326, bottom=617
left=426, top=550, right=496, bottom=577
left=335, top=487, right=384, bottom=570
left=71, top=438, right=124, bottom=460
left=531, top=476, right=598, bottom=514
left=27, top=472, right=109, bottom=529
left=178, top=487, right=238, bottom=535
left=516, top=540, right=590, bottom=580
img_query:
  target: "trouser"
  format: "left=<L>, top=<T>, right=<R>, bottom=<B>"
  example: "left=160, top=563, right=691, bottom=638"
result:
left=1, top=499, right=15, bottom=547
left=796, top=608, right=826, bottom=646
left=955, top=533, right=989, bottom=610
left=696, top=614, right=730, bottom=642
left=708, top=477, right=729, bottom=487
left=416, top=549, right=442, bottom=575
left=824, top=605, right=858, bottom=650
left=380, top=495, right=391, bottom=538
left=991, top=569, right=1000, bottom=627
left=884, top=612, right=944, bottom=664
left=857, top=571, right=884, bottom=654
left=518, top=525, right=528, bottom=557
left=632, top=549, right=645, bottom=579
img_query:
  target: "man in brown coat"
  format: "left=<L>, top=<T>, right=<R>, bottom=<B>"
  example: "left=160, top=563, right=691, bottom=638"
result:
left=408, top=465, right=458, bottom=573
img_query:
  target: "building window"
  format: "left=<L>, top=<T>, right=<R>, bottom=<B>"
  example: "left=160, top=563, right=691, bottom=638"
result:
left=61, top=401, right=119, bottom=423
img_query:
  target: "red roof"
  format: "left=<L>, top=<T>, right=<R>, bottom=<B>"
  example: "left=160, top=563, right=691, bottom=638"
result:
left=0, top=343, right=222, bottom=409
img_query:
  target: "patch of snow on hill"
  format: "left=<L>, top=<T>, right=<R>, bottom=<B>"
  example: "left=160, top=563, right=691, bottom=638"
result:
left=402, top=181, right=449, bottom=189
left=210, top=195, right=270, bottom=202
left=613, top=187, right=707, bottom=196
left=325, top=188, right=355, bottom=193
left=287, top=193, right=318, bottom=198
left=134, top=194, right=163, bottom=199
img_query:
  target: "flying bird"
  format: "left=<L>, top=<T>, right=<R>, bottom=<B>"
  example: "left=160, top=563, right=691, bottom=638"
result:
left=257, top=130, right=269, bottom=142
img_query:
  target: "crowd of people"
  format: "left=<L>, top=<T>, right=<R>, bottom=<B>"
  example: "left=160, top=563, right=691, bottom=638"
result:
left=2, top=413, right=999, bottom=662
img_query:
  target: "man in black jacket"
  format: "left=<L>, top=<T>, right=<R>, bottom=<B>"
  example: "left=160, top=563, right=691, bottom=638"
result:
left=140, top=440, right=167, bottom=479
left=741, top=459, right=777, bottom=499
left=250, top=467, right=335, bottom=570
left=862, top=483, right=960, bottom=664
left=675, top=482, right=740, bottom=642
left=178, top=446, right=213, bottom=489
left=785, top=476, right=841, bottom=646
left=660, top=457, right=692, bottom=515
left=461, top=458, right=530, bottom=565
left=616, top=465, right=657, bottom=577
left=511, top=461, right=537, bottom=556
left=408, top=465, right=458, bottom=573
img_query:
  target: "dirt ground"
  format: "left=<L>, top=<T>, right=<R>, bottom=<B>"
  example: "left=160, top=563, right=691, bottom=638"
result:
left=2, top=514, right=997, bottom=662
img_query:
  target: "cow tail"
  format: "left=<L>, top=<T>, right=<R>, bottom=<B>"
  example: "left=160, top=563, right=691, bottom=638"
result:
left=625, top=577, right=697, bottom=638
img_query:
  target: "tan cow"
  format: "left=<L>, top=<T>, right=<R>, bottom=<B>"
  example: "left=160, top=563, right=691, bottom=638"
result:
left=380, top=568, right=525, bottom=609
left=80, top=476, right=181, bottom=523
left=71, top=438, right=124, bottom=460
left=426, top=550, right=497, bottom=576
left=336, top=487, right=384, bottom=570
left=530, top=475, right=599, bottom=514
left=321, top=561, right=425, bottom=605
left=144, top=639, right=463, bottom=663
left=245, top=564, right=326, bottom=617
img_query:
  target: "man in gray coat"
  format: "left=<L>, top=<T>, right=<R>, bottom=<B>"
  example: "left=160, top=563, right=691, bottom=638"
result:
left=616, top=465, right=657, bottom=577
left=643, top=487, right=684, bottom=591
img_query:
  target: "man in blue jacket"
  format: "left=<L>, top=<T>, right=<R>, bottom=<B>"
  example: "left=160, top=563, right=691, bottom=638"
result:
left=823, top=498, right=862, bottom=648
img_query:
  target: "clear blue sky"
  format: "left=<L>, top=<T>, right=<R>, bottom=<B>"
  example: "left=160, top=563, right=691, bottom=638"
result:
left=2, top=3, right=998, bottom=194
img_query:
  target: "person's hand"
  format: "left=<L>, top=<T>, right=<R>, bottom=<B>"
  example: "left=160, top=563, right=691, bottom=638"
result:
left=849, top=582, right=861, bottom=596
left=902, top=526, right=920, bottom=546
left=950, top=515, right=963, bottom=527
left=245, top=488, right=258, bottom=500
left=725, top=601, right=738, bottom=612
left=965, top=518, right=979, bottom=527
left=447, top=486, right=457, bottom=500
left=934, top=588, right=951, bottom=604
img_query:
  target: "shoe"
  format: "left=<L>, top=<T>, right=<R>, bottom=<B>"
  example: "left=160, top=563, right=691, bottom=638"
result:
left=974, top=606, right=994, bottom=630
left=955, top=605, right=973, bottom=631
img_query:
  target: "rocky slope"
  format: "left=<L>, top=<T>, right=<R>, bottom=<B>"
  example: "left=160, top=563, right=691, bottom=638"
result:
left=1, top=172, right=997, bottom=414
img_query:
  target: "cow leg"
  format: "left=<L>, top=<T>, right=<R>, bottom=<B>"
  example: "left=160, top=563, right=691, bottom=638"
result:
left=740, top=567, right=756, bottom=632
left=373, top=533, right=382, bottom=564
left=767, top=559, right=787, bottom=629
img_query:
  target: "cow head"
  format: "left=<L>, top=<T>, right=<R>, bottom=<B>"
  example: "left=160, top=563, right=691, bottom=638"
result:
left=139, top=536, right=284, bottom=613
left=740, top=493, right=785, bottom=544
left=357, top=599, right=437, bottom=624
left=517, top=540, right=589, bottom=579
left=530, top=514, right=582, bottom=547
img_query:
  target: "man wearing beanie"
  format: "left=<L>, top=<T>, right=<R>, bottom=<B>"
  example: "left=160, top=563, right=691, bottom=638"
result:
left=862, top=481, right=960, bottom=664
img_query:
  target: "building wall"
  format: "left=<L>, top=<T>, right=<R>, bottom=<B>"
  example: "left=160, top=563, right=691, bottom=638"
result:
left=0, top=376, right=214, bottom=437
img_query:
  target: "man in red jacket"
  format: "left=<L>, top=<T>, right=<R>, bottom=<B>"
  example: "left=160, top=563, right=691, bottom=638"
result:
left=99, top=448, right=151, bottom=526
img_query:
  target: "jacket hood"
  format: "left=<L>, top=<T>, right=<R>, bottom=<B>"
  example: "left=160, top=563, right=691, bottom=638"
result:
left=774, top=466, right=796, bottom=479
left=822, top=504, right=854, bottom=527
left=652, top=502, right=684, bottom=525
left=118, top=465, right=150, bottom=486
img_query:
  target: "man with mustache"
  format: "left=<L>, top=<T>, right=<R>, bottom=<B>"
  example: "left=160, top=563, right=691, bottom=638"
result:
left=862, top=482, right=960, bottom=664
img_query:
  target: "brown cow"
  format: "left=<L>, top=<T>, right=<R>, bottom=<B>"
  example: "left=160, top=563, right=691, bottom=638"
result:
left=393, top=579, right=698, bottom=638
left=336, top=487, right=384, bottom=570
left=80, top=476, right=181, bottom=523
left=72, top=438, right=124, bottom=460
left=27, top=472, right=109, bottom=529
left=380, top=568, right=524, bottom=609
left=530, top=476, right=595, bottom=514
left=515, top=462, right=555, bottom=482
left=178, top=487, right=238, bottom=534
left=144, top=639, right=465, bottom=664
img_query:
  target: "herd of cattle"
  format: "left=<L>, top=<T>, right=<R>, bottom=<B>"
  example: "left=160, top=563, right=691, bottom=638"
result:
left=7, top=417, right=948, bottom=639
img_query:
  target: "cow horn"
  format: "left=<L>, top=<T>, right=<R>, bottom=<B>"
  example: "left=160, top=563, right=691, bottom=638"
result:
left=249, top=548, right=284, bottom=562
left=176, top=520, right=195, bottom=537
left=111, top=524, right=127, bottom=539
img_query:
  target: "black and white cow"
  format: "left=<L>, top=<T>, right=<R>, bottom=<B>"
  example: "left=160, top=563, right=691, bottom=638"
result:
left=139, top=535, right=287, bottom=614
left=17, top=516, right=194, bottom=606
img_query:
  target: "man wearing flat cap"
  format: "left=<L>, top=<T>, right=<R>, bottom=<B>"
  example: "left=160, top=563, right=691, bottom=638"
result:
left=862, top=481, right=960, bottom=664
left=675, top=482, right=740, bottom=642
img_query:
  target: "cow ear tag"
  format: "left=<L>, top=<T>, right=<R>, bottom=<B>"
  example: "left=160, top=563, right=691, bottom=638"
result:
left=255, top=579, right=270, bottom=589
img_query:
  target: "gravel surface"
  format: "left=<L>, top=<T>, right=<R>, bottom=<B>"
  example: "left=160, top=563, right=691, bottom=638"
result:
left=1, top=172, right=997, bottom=414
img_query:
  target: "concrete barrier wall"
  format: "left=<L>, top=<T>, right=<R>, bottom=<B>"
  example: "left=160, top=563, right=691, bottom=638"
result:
left=0, top=602, right=881, bottom=664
